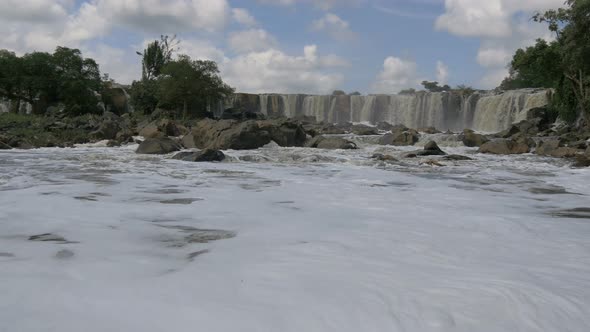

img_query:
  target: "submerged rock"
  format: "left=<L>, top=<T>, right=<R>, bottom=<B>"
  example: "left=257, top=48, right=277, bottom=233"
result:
left=172, top=149, right=226, bottom=162
left=479, top=139, right=530, bottom=155
left=371, top=153, right=398, bottom=162
left=136, top=137, right=182, bottom=154
left=443, top=154, right=474, bottom=161
left=305, top=136, right=357, bottom=150
left=29, top=233, right=67, bottom=242
left=403, top=141, right=447, bottom=158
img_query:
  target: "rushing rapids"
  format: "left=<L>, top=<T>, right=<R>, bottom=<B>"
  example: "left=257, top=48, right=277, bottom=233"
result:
left=219, top=89, right=550, bottom=132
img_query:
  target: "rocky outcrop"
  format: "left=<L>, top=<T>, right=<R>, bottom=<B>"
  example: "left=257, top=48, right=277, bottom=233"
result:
left=136, top=137, right=182, bottom=154
left=418, top=127, right=441, bottom=134
left=305, top=136, right=357, bottom=149
left=183, top=118, right=306, bottom=150
left=172, top=149, right=226, bottom=162
left=462, top=129, right=489, bottom=147
left=535, top=138, right=581, bottom=158
left=379, top=125, right=420, bottom=146
left=479, top=139, right=530, bottom=155
left=138, top=119, right=188, bottom=138
left=573, top=147, right=590, bottom=167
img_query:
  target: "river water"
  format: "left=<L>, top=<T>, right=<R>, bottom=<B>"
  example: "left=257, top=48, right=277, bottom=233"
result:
left=1, top=136, right=589, bottom=332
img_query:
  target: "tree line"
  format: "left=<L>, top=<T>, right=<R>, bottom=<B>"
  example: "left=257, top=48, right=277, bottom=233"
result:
left=0, top=35, right=234, bottom=119
left=501, top=0, right=589, bottom=124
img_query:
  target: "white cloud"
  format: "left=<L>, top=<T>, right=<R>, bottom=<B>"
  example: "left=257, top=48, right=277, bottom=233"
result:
left=436, top=0, right=563, bottom=88
left=222, top=45, right=346, bottom=94
left=311, top=13, right=357, bottom=41
left=258, top=0, right=364, bottom=10
left=436, top=61, right=449, bottom=84
left=372, top=56, right=419, bottom=93
left=228, top=29, right=278, bottom=53
left=232, top=8, right=258, bottom=26
left=0, top=0, right=69, bottom=23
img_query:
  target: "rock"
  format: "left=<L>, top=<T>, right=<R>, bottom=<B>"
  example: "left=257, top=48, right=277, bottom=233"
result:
left=305, top=136, right=357, bottom=149
left=573, top=154, right=590, bottom=167
left=403, top=141, right=447, bottom=158
left=89, top=119, right=120, bottom=140
left=498, top=118, right=547, bottom=139
left=536, top=138, right=582, bottom=158
left=185, top=118, right=306, bottom=150
left=136, top=137, right=182, bottom=154
left=443, top=154, right=473, bottom=161
left=462, top=129, right=489, bottom=147
left=55, top=249, right=75, bottom=259
left=376, top=122, right=394, bottom=131
left=138, top=119, right=187, bottom=138
left=479, top=139, right=530, bottom=155
left=319, top=123, right=350, bottom=135
left=371, top=153, right=398, bottom=162
left=221, top=107, right=266, bottom=120
left=106, top=140, right=121, bottom=147
left=420, top=159, right=446, bottom=167
left=379, top=127, right=420, bottom=146
left=172, top=149, right=226, bottom=162
left=351, top=124, right=379, bottom=136
left=418, top=127, right=441, bottom=134
left=29, top=233, right=67, bottom=242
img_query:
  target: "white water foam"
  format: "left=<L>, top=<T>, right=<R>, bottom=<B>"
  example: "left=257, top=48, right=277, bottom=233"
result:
left=0, top=143, right=589, bottom=332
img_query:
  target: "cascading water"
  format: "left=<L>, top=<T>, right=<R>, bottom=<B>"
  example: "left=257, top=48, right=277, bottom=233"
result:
left=221, top=89, right=550, bottom=132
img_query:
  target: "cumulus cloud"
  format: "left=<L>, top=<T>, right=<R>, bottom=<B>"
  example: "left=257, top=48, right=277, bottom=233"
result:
left=232, top=8, right=258, bottom=27
left=228, top=29, right=278, bottom=53
left=0, top=0, right=69, bottom=23
left=311, top=13, right=357, bottom=41
left=436, top=61, right=449, bottom=84
left=222, top=45, right=347, bottom=94
left=436, top=0, right=563, bottom=88
left=372, top=56, right=419, bottom=93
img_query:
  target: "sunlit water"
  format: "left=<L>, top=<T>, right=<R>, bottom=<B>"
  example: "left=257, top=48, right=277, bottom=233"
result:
left=1, top=136, right=589, bottom=332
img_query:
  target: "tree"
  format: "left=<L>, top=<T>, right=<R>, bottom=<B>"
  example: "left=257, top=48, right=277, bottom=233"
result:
left=399, top=88, right=416, bottom=95
left=421, top=81, right=451, bottom=92
left=52, top=47, right=102, bottom=115
left=137, top=35, right=179, bottom=81
left=0, top=50, right=23, bottom=113
left=500, top=39, right=562, bottom=90
left=503, top=0, right=590, bottom=123
left=157, top=55, right=234, bottom=118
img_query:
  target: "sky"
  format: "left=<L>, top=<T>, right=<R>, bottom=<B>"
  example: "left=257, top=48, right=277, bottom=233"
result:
left=0, top=0, right=564, bottom=94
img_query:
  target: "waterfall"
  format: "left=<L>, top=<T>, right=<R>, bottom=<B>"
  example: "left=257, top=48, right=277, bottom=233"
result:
left=221, top=89, right=549, bottom=132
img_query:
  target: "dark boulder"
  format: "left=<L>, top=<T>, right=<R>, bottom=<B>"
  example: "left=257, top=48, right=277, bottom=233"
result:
left=479, top=139, right=530, bottom=155
left=376, top=122, right=394, bottom=131
left=403, top=141, right=447, bottom=158
left=136, top=137, right=182, bottom=154
left=138, top=119, right=188, bottom=138
left=172, top=149, right=226, bottom=162
left=305, top=136, right=357, bottom=149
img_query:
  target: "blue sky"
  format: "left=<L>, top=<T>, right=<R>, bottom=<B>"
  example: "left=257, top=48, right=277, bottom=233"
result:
left=0, top=0, right=563, bottom=94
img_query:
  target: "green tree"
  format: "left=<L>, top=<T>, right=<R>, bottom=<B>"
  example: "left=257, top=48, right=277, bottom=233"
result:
left=503, top=0, right=590, bottom=123
left=52, top=47, right=102, bottom=115
left=421, top=81, right=451, bottom=92
left=157, top=55, right=234, bottom=118
left=137, top=35, right=179, bottom=81
left=0, top=50, right=23, bottom=113
left=500, top=39, right=562, bottom=90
